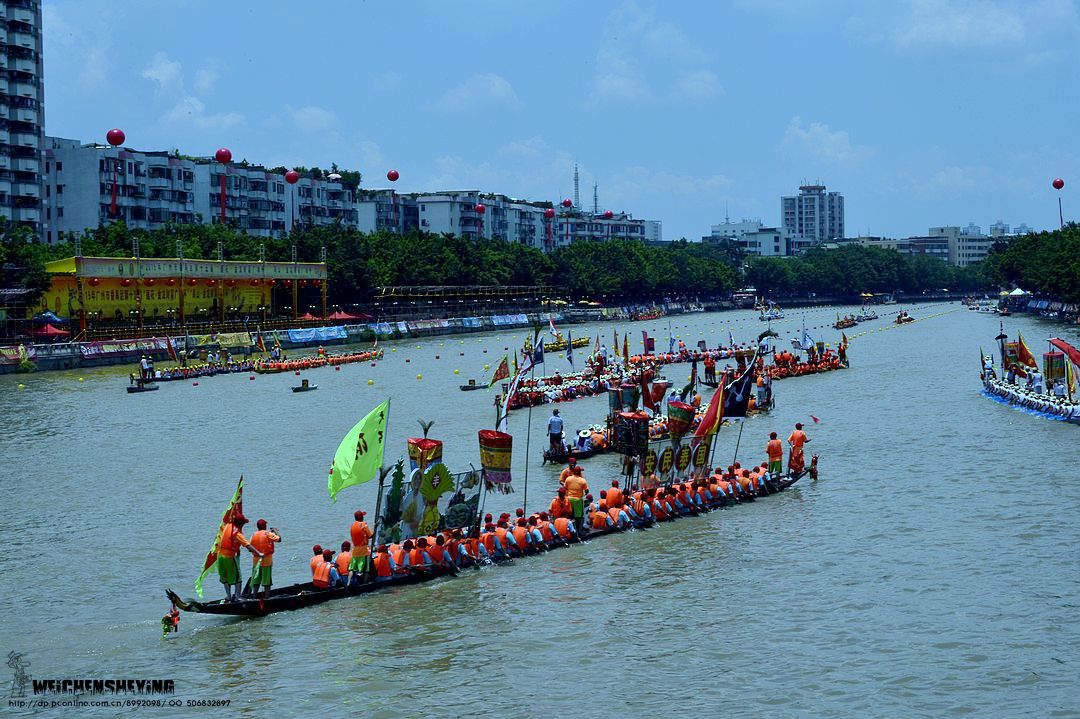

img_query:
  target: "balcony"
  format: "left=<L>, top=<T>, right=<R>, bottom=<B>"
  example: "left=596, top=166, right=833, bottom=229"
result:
left=14, top=157, right=37, bottom=172
left=13, top=132, right=36, bottom=148
left=14, top=57, right=35, bottom=74
left=0, top=130, right=8, bottom=144
left=0, top=78, right=8, bottom=94
left=0, top=29, right=7, bottom=45
left=10, top=32, right=35, bottom=49
left=13, top=181, right=37, bottom=197
left=0, top=179, right=10, bottom=194
left=14, top=205, right=39, bottom=222
left=0, top=155, right=9, bottom=170
left=148, top=175, right=170, bottom=187
left=11, top=8, right=35, bottom=24
left=13, top=82, right=37, bottom=97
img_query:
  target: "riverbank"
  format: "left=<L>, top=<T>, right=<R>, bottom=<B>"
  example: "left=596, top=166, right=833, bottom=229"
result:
left=0, top=294, right=967, bottom=375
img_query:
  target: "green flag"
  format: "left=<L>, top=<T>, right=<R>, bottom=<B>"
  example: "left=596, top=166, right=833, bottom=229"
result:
left=194, top=476, right=244, bottom=598
left=328, top=399, right=390, bottom=502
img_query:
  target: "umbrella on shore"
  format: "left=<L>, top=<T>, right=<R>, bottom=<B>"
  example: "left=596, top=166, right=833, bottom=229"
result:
left=28, top=323, right=70, bottom=338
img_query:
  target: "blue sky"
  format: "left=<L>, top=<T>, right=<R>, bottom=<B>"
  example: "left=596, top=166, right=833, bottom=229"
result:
left=43, top=0, right=1080, bottom=241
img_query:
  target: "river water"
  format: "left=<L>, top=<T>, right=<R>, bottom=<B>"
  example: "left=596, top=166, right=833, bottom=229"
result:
left=1, top=303, right=1077, bottom=718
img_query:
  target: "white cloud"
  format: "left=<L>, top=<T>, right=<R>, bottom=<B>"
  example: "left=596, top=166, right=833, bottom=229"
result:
left=141, top=52, right=245, bottom=131
left=288, top=106, right=339, bottom=133
left=782, top=116, right=871, bottom=165
left=142, top=52, right=183, bottom=92
left=846, top=0, right=1080, bottom=54
left=436, top=74, right=520, bottom=114
left=609, top=166, right=733, bottom=201
left=498, top=136, right=549, bottom=158
left=670, top=70, right=722, bottom=101
left=43, top=2, right=111, bottom=89
left=193, top=66, right=219, bottom=94
left=590, top=1, right=717, bottom=106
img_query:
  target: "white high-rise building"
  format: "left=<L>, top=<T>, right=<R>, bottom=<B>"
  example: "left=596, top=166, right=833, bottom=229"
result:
left=704, top=219, right=790, bottom=256
left=781, top=184, right=844, bottom=249
left=1, top=0, right=45, bottom=234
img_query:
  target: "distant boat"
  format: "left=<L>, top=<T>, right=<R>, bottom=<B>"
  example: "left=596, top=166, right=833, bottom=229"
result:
left=292, top=379, right=318, bottom=393
left=459, top=379, right=485, bottom=391
left=127, top=384, right=159, bottom=394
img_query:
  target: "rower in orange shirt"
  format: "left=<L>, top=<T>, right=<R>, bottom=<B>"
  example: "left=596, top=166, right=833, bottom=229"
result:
left=336, top=541, right=353, bottom=584
left=348, top=510, right=372, bottom=585
left=217, top=515, right=263, bottom=602
left=559, top=456, right=585, bottom=484
left=309, top=544, right=324, bottom=577
left=787, top=422, right=810, bottom=474
left=606, top=479, right=625, bottom=508
left=249, top=518, right=281, bottom=600
left=549, top=487, right=573, bottom=519
left=766, top=432, right=784, bottom=478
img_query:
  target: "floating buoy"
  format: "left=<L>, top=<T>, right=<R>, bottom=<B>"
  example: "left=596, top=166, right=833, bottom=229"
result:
left=435, top=355, right=440, bottom=359
left=17, top=383, right=25, bottom=389
left=78, top=377, right=84, bottom=382
left=460, top=341, right=464, bottom=344
left=370, top=362, right=376, bottom=367
left=192, top=382, right=199, bottom=386
left=416, top=373, right=422, bottom=380
left=454, top=369, right=460, bottom=374
left=460, top=352, right=464, bottom=356
left=483, top=349, right=488, bottom=353
left=249, top=376, right=255, bottom=380
left=483, top=364, right=490, bottom=370
left=335, top=366, right=341, bottom=371
left=391, top=348, right=397, bottom=353
left=295, top=371, right=301, bottom=376
left=416, top=345, right=421, bottom=349
left=367, top=379, right=374, bottom=385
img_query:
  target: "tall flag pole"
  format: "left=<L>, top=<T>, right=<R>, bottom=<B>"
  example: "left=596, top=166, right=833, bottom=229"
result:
left=194, top=476, right=244, bottom=598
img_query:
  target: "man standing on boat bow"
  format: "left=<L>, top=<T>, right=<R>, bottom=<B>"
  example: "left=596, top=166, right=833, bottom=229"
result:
left=218, top=515, right=263, bottom=602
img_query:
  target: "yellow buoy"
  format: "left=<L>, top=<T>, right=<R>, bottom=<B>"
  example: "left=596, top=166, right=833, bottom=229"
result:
left=416, top=373, right=422, bottom=380
left=367, top=379, right=374, bottom=385
left=391, top=348, right=397, bottom=352
left=453, top=369, right=460, bottom=374
left=78, top=377, right=84, bottom=382
left=483, top=364, right=490, bottom=370
left=17, top=383, right=25, bottom=389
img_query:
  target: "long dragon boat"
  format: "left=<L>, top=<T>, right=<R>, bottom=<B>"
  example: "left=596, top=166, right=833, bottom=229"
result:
left=254, top=349, right=382, bottom=374
left=166, top=469, right=809, bottom=618
left=979, top=334, right=1080, bottom=424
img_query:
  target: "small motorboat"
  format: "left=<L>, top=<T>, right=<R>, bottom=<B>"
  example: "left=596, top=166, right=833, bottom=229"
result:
left=127, top=383, right=159, bottom=393
left=292, top=379, right=318, bottom=393
left=459, top=379, right=486, bottom=391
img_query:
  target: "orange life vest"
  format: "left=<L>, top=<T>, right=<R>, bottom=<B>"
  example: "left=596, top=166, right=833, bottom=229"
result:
left=494, top=526, right=511, bottom=548
left=591, top=511, right=609, bottom=529
left=373, top=552, right=392, bottom=578
left=607, top=506, right=623, bottom=524
left=312, top=561, right=332, bottom=589
left=310, top=554, right=323, bottom=576
left=218, top=524, right=240, bottom=558
left=767, top=439, right=783, bottom=460
left=606, top=487, right=624, bottom=508
left=481, top=532, right=496, bottom=554
left=512, top=526, right=529, bottom=549
left=553, top=517, right=573, bottom=539
left=250, top=530, right=275, bottom=565
left=391, top=547, right=407, bottom=569
left=408, top=547, right=428, bottom=567
left=336, top=551, right=351, bottom=576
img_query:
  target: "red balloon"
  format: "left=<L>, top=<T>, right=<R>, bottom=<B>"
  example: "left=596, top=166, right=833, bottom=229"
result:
left=561, top=198, right=572, bottom=208
left=387, top=169, right=400, bottom=182
left=1053, top=178, right=1065, bottom=190
left=285, top=170, right=300, bottom=184
left=475, top=203, right=486, bottom=214
left=603, top=210, right=614, bottom=219
left=544, top=208, right=556, bottom=219
left=215, top=147, right=232, bottom=163
left=106, top=128, right=125, bottom=146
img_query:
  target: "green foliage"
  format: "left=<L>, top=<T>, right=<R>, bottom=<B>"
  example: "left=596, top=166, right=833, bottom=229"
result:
left=982, top=224, right=1080, bottom=302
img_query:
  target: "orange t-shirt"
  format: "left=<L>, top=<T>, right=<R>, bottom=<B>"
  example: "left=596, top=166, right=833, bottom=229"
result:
left=788, top=430, right=807, bottom=447
left=767, top=439, right=783, bottom=460
left=563, top=475, right=589, bottom=500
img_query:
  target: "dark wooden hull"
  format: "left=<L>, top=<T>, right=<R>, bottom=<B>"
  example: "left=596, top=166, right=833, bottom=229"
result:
left=291, top=385, right=318, bottom=392
left=459, top=384, right=485, bottom=391
left=167, top=471, right=806, bottom=618
left=127, top=384, right=159, bottom=393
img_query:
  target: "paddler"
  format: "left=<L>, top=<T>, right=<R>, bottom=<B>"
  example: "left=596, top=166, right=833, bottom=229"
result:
left=590, top=503, right=615, bottom=531
left=372, top=545, right=397, bottom=582
left=787, top=422, right=810, bottom=473
left=309, top=545, right=324, bottom=577
left=766, top=432, right=784, bottom=478
left=559, top=456, right=585, bottom=484
left=561, top=459, right=589, bottom=530
left=312, top=548, right=342, bottom=590
left=549, top=487, right=573, bottom=519
left=606, top=479, right=625, bottom=508
left=249, top=519, right=281, bottom=600
left=336, top=542, right=353, bottom=585
left=348, top=510, right=372, bottom=585
left=218, top=514, right=263, bottom=602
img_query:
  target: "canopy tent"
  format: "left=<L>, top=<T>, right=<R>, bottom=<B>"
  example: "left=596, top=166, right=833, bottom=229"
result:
left=28, top=323, right=70, bottom=338
left=1008, top=288, right=1029, bottom=297
left=32, top=310, right=67, bottom=324
left=327, top=310, right=375, bottom=321
left=298, top=312, right=320, bottom=321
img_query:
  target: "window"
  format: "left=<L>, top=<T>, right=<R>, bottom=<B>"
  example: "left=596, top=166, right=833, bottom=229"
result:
left=58, top=207, right=63, bottom=217
left=56, top=162, right=62, bottom=171
left=56, top=184, right=63, bottom=194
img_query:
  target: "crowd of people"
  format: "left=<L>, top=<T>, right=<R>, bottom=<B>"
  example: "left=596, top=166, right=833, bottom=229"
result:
left=767, top=346, right=847, bottom=380
left=254, top=349, right=381, bottom=374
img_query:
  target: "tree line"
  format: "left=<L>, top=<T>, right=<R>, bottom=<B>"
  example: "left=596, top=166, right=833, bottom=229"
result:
left=1, top=221, right=1003, bottom=309
left=981, top=224, right=1080, bottom=303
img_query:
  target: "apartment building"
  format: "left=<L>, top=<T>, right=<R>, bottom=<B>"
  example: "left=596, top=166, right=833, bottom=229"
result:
left=704, top=219, right=790, bottom=256
left=0, top=0, right=45, bottom=233
left=781, top=184, right=844, bottom=247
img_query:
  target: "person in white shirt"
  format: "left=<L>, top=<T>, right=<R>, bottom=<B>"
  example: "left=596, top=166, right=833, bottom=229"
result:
left=547, top=409, right=564, bottom=452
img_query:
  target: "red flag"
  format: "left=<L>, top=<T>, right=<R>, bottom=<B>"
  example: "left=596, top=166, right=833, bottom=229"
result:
left=255, top=325, right=266, bottom=353
left=691, top=375, right=726, bottom=447
left=165, top=337, right=178, bottom=361
left=841, top=332, right=848, bottom=346
left=810, top=415, right=821, bottom=424
left=1017, top=334, right=1037, bottom=368
left=623, top=334, right=629, bottom=363
left=640, top=369, right=653, bottom=411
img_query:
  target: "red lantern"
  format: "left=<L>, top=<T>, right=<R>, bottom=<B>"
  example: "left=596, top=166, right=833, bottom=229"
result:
left=561, top=198, right=572, bottom=208
left=265, top=279, right=276, bottom=287
left=1053, top=178, right=1065, bottom=190
left=387, top=169, right=399, bottom=182
left=205, top=279, right=217, bottom=287
left=187, top=278, right=198, bottom=286
left=475, top=203, right=486, bottom=214
left=226, top=279, right=237, bottom=287
left=143, top=278, right=156, bottom=287
left=544, top=208, right=555, bottom=219
left=312, top=279, right=322, bottom=287
left=285, top=170, right=300, bottom=184
left=106, top=128, right=125, bottom=146
left=250, top=279, right=261, bottom=287
left=285, top=280, right=292, bottom=287
left=120, top=278, right=132, bottom=287
left=215, top=147, right=232, bottom=164
left=88, top=277, right=101, bottom=287
left=603, top=210, right=614, bottom=219
left=165, top=278, right=177, bottom=287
